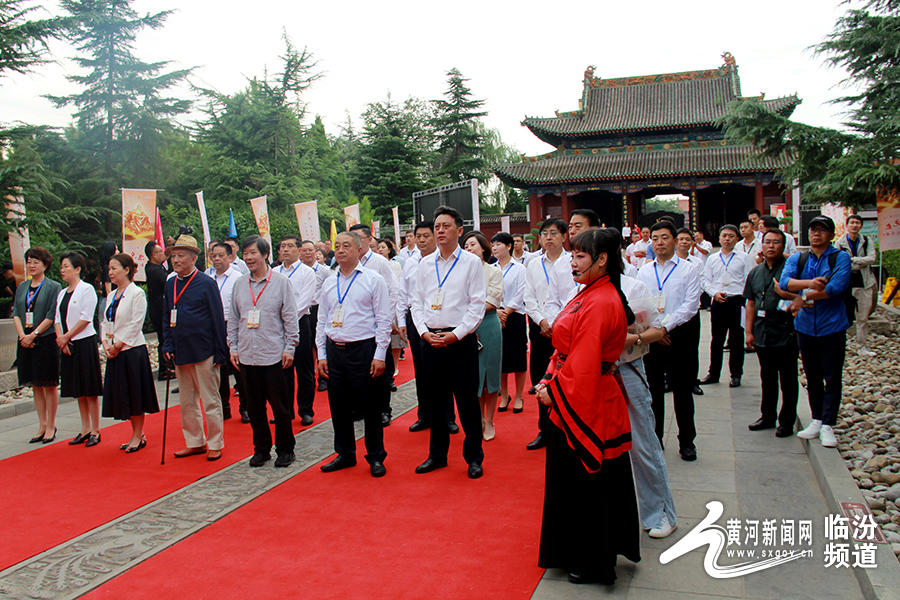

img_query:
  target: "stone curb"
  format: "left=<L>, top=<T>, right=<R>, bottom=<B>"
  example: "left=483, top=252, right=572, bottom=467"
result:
left=0, top=395, right=77, bottom=419
left=797, top=399, right=900, bottom=600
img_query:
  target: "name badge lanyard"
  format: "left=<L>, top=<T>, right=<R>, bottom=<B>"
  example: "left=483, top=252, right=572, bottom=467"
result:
left=247, top=270, right=272, bottom=328
left=541, top=257, right=550, bottom=285
left=25, top=278, right=45, bottom=328
left=432, top=251, right=460, bottom=309
left=653, top=259, right=678, bottom=312
left=281, top=263, right=300, bottom=279
left=719, top=252, right=735, bottom=272
left=170, top=269, right=199, bottom=327
left=502, top=262, right=514, bottom=278
left=361, top=251, right=372, bottom=267
left=218, top=274, right=229, bottom=292
left=848, top=236, right=859, bottom=257
left=106, top=289, right=125, bottom=322
left=332, top=270, right=360, bottom=327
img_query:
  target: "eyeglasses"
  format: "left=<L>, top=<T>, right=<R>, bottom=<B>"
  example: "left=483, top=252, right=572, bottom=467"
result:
left=540, top=230, right=562, bottom=237
left=808, top=228, right=829, bottom=235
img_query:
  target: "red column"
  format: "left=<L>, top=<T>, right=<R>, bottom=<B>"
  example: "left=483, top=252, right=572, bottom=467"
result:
left=529, top=193, right=539, bottom=232
left=561, top=191, right=570, bottom=220
left=755, top=181, right=764, bottom=213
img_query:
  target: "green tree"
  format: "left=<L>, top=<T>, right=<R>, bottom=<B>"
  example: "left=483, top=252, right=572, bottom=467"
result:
left=0, top=0, right=61, bottom=76
left=433, top=68, right=487, bottom=182
left=719, top=0, right=900, bottom=209
left=477, top=121, right=527, bottom=213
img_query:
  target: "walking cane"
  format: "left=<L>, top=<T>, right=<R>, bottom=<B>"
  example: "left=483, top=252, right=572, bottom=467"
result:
left=161, top=375, right=171, bottom=465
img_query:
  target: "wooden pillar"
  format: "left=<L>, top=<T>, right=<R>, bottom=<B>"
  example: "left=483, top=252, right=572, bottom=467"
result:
left=690, top=186, right=699, bottom=231
left=755, top=181, right=764, bottom=213
left=528, top=192, right=539, bottom=233
left=561, top=190, right=571, bottom=220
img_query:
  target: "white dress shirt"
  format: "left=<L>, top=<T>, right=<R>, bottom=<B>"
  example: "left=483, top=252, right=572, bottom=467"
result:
left=620, top=275, right=663, bottom=364
left=702, top=250, right=753, bottom=298
left=315, top=263, right=392, bottom=361
left=636, top=256, right=701, bottom=331
left=360, top=248, right=398, bottom=319
left=309, top=261, right=334, bottom=306
left=397, top=251, right=433, bottom=323
left=736, top=237, right=762, bottom=259
left=411, top=244, right=486, bottom=340
left=498, top=259, right=526, bottom=314
left=276, top=260, right=316, bottom=318
left=212, top=266, right=240, bottom=322
left=483, top=262, right=504, bottom=309
left=230, top=256, right=250, bottom=274
left=524, top=251, right=569, bottom=326
left=623, top=260, right=638, bottom=278
left=400, top=246, right=421, bottom=261
left=691, top=240, right=714, bottom=264
left=56, top=280, right=98, bottom=341
left=543, top=254, right=578, bottom=326
left=676, top=253, right=705, bottom=272
left=101, top=283, right=147, bottom=349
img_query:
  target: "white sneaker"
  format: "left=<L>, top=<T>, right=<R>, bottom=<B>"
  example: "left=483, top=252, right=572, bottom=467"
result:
left=797, top=419, right=823, bottom=439
left=858, top=347, right=875, bottom=357
left=819, top=425, right=838, bottom=448
left=649, top=512, right=677, bottom=539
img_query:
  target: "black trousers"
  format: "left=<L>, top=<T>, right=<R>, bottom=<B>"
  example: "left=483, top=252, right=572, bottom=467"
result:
left=310, top=305, right=323, bottom=384
left=242, top=362, right=294, bottom=455
left=645, top=313, right=700, bottom=449
left=707, top=296, right=745, bottom=380
left=284, top=314, right=315, bottom=418
left=756, top=341, right=799, bottom=428
left=406, top=311, right=454, bottom=424
left=797, top=331, right=846, bottom=426
left=420, top=333, right=483, bottom=464
left=380, top=349, right=394, bottom=417
left=326, top=338, right=387, bottom=464
left=529, top=320, right=555, bottom=436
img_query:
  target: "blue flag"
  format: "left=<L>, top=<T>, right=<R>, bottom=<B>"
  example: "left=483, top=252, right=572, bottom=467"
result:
left=228, top=209, right=237, bottom=238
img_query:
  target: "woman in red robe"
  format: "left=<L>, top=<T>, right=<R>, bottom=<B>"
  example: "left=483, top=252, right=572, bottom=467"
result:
left=535, top=228, right=641, bottom=585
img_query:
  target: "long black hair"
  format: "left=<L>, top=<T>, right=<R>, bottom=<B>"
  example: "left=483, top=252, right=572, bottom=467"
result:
left=570, top=228, right=635, bottom=326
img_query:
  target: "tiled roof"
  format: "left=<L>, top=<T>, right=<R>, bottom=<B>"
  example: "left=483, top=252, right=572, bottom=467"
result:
left=522, top=64, right=799, bottom=144
left=493, top=141, right=790, bottom=189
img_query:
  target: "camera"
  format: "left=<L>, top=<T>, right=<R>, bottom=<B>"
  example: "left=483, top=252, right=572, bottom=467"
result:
left=177, top=224, right=194, bottom=236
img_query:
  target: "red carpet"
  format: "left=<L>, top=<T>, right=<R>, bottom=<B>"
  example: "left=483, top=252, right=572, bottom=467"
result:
left=0, top=358, right=416, bottom=571
left=83, top=395, right=546, bottom=600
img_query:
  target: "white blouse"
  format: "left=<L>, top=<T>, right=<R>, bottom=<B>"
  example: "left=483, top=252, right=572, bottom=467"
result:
left=483, top=262, right=504, bottom=310
left=498, top=259, right=526, bottom=314
left=101, top=282, right=147, bottom=349
left=55, top=279, right=98, bottom=341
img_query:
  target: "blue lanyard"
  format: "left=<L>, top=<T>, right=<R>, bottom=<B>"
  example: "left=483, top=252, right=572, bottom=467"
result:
left=336, top=270, right=360, bottom=305
left=435, top=251, right=460, bottom=288
left=26, top=279, right=44, bottom=311
left=502, top=262, right=514, bottom=278
left=313, top=263, right=319, bottom=273
left=654, top=259, right=679, bottom=292
left=281, top=263, right=300, bottom=279
left=217, top=274, right=229, bottom=291
left=541, top=257, right=550, bottom=284
left=107, top=290, right=124, bottom=321
left=848, top=236, right=859, bottom=257
left=719, top=252, right=735, bottom=272
left=361, top=251, right=372, bottom=266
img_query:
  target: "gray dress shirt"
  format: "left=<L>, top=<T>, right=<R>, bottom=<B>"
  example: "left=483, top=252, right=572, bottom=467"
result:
left=227, top=269, right=299, bottom=366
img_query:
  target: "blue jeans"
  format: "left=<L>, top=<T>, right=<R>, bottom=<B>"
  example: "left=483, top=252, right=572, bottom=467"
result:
left=620, top=357, right=677, bottom=530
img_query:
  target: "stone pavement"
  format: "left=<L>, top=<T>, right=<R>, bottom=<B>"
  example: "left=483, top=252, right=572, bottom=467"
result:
left=0, top=324, right=893, bottom=599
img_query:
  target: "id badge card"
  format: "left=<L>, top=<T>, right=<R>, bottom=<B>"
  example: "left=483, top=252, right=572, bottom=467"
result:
left=655, top=294, right=666, bottom=314
left=169, top=309, right=177, bottom=328
left=332, top=305, right=345, bottom=327
left=247, top=309, right=260, bottom=329
left=25, top=311, right=34, bottom=328
left=431, top=289, right=444, bottom=310
left=101, top=321, right=114, bottom=341
left=721, top=273, right=732, bottom=286
left=757, top=309, right=766, bottom=318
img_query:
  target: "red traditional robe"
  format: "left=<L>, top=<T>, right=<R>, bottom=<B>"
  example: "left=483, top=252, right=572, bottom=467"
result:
left=545, top=274, right=631, bottom=473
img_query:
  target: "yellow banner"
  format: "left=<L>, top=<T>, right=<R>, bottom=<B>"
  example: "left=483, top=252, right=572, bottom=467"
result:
left=6, top=196, right=29, bottom=285
left=294, top=201, right=320, bottom=242
left=121, top=188, right=157, bottom=282
left=249, top=196, right=272, bottom=248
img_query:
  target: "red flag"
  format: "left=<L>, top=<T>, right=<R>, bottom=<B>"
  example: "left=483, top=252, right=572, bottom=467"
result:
left=155, top=207, right=168, bottom=269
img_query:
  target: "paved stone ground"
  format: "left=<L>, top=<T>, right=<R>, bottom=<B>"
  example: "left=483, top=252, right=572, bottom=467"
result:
left=0, top=325, right=871, bottom=599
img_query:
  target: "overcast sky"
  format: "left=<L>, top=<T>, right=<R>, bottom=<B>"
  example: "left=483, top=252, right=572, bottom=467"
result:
left=2, top=0, right=856, bottom=157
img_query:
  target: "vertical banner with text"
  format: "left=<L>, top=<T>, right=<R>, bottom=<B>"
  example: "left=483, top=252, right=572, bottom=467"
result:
left=371, top=221, right=380, bottom=238
left=500, top=215, right=511, bottom=233
left=877, top=186, right=900, bottom=252
left=392, top=206, right=400, bottom=243
left=121, top=188, right=157, bottom=282
left=249, top=196, right=272, bottom=248
left=343, top=203, right=360, bottom=231
left=822, top=203, right=848, bottom=240
left=294, top=200, right=320, bottom=242
left=6, top=197, right=29, bottom=285
left=196, top=191, right=212, bottom=269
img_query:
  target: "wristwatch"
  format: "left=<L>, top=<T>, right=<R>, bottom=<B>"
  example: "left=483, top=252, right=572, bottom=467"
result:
left=800, top=289, right=810, bottom=303
left=636, top=333, right=644, bottom=346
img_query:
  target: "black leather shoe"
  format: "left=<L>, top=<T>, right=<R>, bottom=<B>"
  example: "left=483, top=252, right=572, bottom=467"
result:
left=468, top=463, right=484, bottom=479
left=409, top=419, right=430, bottom=432
left=274, top=452, right=295, bottom=468
left=317, top=379, right=328, bottom=392
left=85, top=433, right=101, bottom=447
left=300, top=415, right=314, bottom=426
left=321, top=455, right=356, bottom=473
left=692, top=385, right=704, bottom=396
left=381, top=413, right=392, bottom=427
left=390, top=383, right=398, bottom=392
left=370, top=461, right=386, bottom=477
left=42, top=427, right=57, bottom=444
left=776, top=425, right=794, bottom=438
left=223, top=409, right=232, bottom=420
left=748, top=418, right=776, bottom=431
left=69, top=432, right=89, bottom=445
left=448, top=421, right=459, bottom=434
left=269, top=418, right=275, bottom=424
left=240, top=410, right=251, bottom=424
left=698, top=375, right=719, bottom=385
left=680, top=446, right=697, bottom=461
left=729, top=377, right=741, bottom=388
left=29, top=433, right=45, bottom=444
left=526, top=434, right=546, bottom=450
left=568, top=571, right=615, bottom=586
left=415, top=458, right=447, bottom=474
left=249, top=452, right=270, bottom=467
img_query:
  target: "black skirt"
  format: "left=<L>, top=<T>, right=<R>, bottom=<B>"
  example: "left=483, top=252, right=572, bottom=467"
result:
left=538, top=423, right=641, bottom=582
left=501, top=311, right=528, bottom=373
left=60, top=335, right=103, bottom=398
left=102, top=345, right=160, bottom=420
left=16, top=333, right=60, bottom=388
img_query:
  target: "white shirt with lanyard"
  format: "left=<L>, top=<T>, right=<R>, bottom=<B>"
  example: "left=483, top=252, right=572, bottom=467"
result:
left=278, top=260, right=316, bottom=317
left=524, top=251, right=569, bottom=325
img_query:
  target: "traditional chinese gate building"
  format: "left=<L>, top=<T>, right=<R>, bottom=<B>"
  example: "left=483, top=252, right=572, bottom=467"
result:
left=493, top=54, right=799, bottom=237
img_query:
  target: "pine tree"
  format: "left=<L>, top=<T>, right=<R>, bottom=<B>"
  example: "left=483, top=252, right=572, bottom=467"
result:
left=433, top=68, right=487, bottom=182
left=720, top=0, right=900, bottom=208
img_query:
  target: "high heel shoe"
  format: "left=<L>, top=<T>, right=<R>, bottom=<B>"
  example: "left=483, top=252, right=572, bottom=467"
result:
left=483, top=425, right=496, bottom=441
left=513, top=399, right=524, bottom=414
left=498, top=396, right=510, bottom=412
left=85, top=433, right=101, bottom=447
left=69, top=432, right=90, bottom=445
left=126, top=437, right=147, bottom=453
left=29, top=432, right=46, bottom=443
left=42, top=427, right=57, bottom=443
